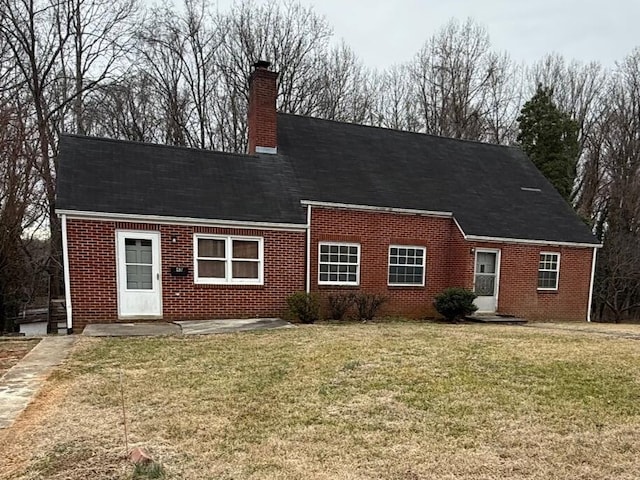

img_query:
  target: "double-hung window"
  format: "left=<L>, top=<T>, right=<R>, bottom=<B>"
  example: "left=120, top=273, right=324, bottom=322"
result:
left=194, top=235, right=263, bottom=285
left=388, top=245, right=426, bottom=286
left=318, top=242, right=360, bottom=285
left=538, top=252, right=560, bottom=290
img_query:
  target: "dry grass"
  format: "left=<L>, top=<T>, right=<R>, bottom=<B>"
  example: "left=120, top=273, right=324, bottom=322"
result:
left=2, top=321, right=640, bottom=479
left=0, top=339, right=39, bottom=377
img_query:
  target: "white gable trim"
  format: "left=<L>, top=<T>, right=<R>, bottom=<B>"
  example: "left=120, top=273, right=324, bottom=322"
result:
left=300, top=200, right=453, bottom=218
left=56, top=209, right=308, bottom=232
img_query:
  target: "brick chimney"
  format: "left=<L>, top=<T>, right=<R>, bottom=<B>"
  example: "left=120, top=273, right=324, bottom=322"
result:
left=248, top=60, right=278, bottom=154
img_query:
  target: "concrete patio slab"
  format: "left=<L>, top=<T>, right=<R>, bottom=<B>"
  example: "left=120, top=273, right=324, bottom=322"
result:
left=176, top=318, right=294, bottom=335
left=82, top=318, right=293, bottom=337
left=0, top=336, right=76, bottom=429
left=83, top=322, right=181, bottom=337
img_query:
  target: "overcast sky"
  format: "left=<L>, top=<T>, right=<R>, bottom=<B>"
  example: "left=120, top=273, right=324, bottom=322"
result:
left=217, top=0, right=639, bottom=69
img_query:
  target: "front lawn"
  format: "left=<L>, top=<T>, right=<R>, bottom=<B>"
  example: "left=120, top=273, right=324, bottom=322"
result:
left=2, top=322, right=640, bottom=479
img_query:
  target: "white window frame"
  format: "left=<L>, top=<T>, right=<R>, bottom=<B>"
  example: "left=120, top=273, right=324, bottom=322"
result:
left=194, top=234, right=264, bottom=285
left=318, top=242, right=360, bottom=286
left=538, top=252, right=560, bottom=291
left=388, top=245, right=426, bottom=286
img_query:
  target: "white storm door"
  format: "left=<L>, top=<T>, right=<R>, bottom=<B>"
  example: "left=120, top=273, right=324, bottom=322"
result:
left=116, top=231, right=162, bottom=318
left=473, top=249, right=500, bottom=313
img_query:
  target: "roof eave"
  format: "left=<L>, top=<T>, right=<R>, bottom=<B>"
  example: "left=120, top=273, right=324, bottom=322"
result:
left=56, top=209, right=308, bottom=232
left=301, top=200, right=453, bottom=218
left=462, top=233, right=602, bottom=249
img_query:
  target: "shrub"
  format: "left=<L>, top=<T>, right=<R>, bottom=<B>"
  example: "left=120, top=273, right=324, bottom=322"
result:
left=354, top=293, right=387, bottom=321
left=326, top=293, right=356, bottom=320
left=286, top=292, right=321, bottom=324
left=433, top=287, right=478, bottom=321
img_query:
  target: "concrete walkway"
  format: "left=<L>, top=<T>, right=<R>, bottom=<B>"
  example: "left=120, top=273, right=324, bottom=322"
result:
left=83, top=322, right=181, bottom=337
left=176, top=318, right=293, bottom=335
left=83, top=318, right=293, bottom=337
left=0, top=336, right=76, bottom=429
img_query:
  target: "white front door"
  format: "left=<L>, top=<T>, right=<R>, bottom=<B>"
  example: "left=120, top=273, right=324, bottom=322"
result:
left=473, top=249, right=500, bottom=313
left=116, top=231, right=162, bottom=318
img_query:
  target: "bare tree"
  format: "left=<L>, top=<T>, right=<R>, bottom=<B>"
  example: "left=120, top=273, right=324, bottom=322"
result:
left=315, top=41, right=374, bottom=123
left=591, top=49, right=640, bottom=321
left=65, top=0, right=139, bottom=134
left=85, top=73, right=162, bottom=142
left=213, top=0, right=332, bottom=151
left=373, top=64, right=420, bottom=131
left=0, top=99, right=45, bottom=331
left=410, top=18, right=499, bottom=140
left=483, top=53, right=523, bottom=144
left=136, top=5, right=190, bottom=146
left=0, top=0, right=140, bottom=296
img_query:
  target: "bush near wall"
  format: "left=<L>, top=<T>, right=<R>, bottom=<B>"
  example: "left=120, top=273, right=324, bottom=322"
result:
left=433, top=288, right=477, bottom=322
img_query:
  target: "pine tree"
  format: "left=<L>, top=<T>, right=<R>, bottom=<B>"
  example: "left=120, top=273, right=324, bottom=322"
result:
left=517, top=85, right=579, bottom=201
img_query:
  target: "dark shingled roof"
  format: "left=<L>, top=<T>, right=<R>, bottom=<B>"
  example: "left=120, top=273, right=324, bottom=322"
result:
left=57, top=114, right=599, bottom=245
left=278, top=114, right=598, bottom=245
left=56, top=134, right=305, bottom=225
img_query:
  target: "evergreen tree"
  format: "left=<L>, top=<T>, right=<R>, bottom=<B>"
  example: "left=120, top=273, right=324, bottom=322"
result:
left=517, top=84, right=579, bottom=201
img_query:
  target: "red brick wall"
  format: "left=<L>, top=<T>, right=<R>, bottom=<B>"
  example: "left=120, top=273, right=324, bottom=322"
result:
left=309, top=207, right=594, bottom=321
left=66, top=210, right=594, bottom=329
left=479, top=241, right=593, bottom=322
left=309, top=207, right=453, bottom=318
left=447, top=227, right=594, bottom=321
left=66, top=218, right=305, bottom=331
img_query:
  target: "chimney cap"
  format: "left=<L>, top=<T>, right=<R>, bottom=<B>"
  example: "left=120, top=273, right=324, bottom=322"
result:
left=253, top=60, right=271, bottom=70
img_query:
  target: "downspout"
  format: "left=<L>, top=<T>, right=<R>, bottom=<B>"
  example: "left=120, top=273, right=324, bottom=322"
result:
left=305, top=205, right=311, bottom=294
left=586, top=246, right=598, bottom=322
left=61, top=214, right=73, bottom=333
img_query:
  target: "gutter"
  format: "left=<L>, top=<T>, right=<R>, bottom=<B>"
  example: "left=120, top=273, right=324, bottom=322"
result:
left=55, top=209, right=307, bottom=232
left=587, top=246, right=598, bottom=322
left=61, top=214, right=73, bottom=333
left=305, top=205, right=311, bottom=294
left=460, top=230, right=602, bottom=249
left=300, top=200, right=453, bottom=218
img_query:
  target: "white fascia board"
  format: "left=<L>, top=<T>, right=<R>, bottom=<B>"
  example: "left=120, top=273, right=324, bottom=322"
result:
left=300, top=200, right=453, bottom=218
left=55, top=209, right=307, bottom=232
left=453, top=216, right=467, bottom=237
left=463, top=233, right=602, bottom=249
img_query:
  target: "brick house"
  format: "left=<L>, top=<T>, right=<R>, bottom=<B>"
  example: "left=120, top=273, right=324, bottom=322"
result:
left=56, top=61, right=600, bottom=333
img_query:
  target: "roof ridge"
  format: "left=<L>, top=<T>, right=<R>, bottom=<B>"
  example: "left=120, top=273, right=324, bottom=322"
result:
left=59, top=133, right=257, bottom=160
left=277, top=112, right=521, bottom=151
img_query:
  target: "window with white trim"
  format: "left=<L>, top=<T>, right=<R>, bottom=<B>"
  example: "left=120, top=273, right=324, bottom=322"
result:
left=538, top=252, right=560, bottom=290
left=318, top=242, right=360, bottom=285
left=388, top=245, right=426, bottom=286
left=194, top=235, right=263, bottom=285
